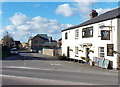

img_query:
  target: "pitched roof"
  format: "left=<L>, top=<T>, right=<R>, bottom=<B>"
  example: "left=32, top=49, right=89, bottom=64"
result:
left=62, top=7, right=120, bottom=32
left=13, top=41, right=21, bottom=45
left=37, top=34, right=48, bottom=39
left=58, top=38, right=62, bottom=41
left=31, top=34, right=49, bottom=41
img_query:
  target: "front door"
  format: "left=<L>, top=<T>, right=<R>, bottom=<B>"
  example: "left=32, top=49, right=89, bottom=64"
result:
left=86, top=48, right=89, bottom=62
left=67, top=47, right=70, bottom=57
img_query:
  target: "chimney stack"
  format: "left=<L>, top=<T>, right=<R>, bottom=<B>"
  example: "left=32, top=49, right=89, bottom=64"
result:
left=48, top=37, right=52, bottom=42
left=89, top=10, right=98, bottom=19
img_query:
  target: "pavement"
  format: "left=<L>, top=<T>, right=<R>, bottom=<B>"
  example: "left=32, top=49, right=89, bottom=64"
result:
left=1, top=52, right=119, bottom=85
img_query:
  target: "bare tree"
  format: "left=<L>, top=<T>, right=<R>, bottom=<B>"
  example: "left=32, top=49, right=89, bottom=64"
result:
left=2, top=33, right=14, bottom=48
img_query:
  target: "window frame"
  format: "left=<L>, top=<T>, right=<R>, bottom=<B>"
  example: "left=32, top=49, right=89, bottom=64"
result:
left=98, top=47, right=105, bottom=58
left=82, top=27, right=93, bottom=38
left=75, top=29, right=79, bottom=39
left=75, top=46, right=79, bottom=57
left=65, top=32, right=68, bottom=40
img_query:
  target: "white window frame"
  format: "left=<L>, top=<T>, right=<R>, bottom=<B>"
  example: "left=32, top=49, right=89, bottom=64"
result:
left=75, top=46, right=79, bottom=57
left=98, top=47, right=105, bottom=58
left=75, top=29, right=79, bottom=39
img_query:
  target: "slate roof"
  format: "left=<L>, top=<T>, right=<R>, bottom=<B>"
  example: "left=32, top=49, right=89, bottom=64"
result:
left=30, top=34, right=48, bottom=41
left=37, top=34, right=48, bottom=39
left=62, top=7, right=120, bottom=32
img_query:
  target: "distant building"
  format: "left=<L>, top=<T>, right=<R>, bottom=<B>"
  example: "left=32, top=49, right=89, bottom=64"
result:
left=62, top=7, right=120, bottom=69
left=12, top=41, right=22, bottom=49
left=28, top=34, right=57, bottom=52
left=57, top=38, right=62, bottom=48
left=21, top=43, right=28, bottom=49
left=0, top=39, right=3, bottom=45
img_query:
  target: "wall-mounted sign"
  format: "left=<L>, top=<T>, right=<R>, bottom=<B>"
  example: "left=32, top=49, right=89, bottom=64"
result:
left=101, top=30, right=110, bottom=40
left=107, top=44, right=114, bottom=56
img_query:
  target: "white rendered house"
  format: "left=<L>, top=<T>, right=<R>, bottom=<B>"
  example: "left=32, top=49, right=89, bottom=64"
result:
left=62, top=7, right=120, bottom=69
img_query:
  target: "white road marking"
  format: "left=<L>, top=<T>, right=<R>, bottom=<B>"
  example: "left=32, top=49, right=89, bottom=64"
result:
left=3, top=66, right=53, bottom=71
left=1, top=74, right=95, bottom=85
left=50, top=63, right=61, bottom=65
left=2, top=65, right=118, bottom=76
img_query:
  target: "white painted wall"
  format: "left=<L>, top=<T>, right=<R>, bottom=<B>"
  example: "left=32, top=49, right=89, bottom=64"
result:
left=62, top=18, right=119, bottom=69
left=117, top=18, right=120, bottom=53
left=117, top=18, right=120, bottom=69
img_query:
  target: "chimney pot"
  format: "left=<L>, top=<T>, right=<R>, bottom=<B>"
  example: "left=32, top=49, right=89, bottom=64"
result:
left=90, top=9, right=98, bottom=19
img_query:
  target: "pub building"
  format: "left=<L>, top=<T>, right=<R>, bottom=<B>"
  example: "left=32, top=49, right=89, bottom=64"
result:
left=62, top=7, right=120, bottom=69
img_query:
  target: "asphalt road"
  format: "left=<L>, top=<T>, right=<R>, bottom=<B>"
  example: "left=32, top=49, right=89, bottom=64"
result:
left=1, top=52, right=119, bottom=86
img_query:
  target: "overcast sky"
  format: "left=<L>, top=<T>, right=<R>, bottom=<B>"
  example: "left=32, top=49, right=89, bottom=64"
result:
left=0, top=0, right=119, bottom=43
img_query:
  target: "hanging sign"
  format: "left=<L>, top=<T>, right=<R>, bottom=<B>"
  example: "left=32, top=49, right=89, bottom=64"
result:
left=101, top=30, right=110, bottom=40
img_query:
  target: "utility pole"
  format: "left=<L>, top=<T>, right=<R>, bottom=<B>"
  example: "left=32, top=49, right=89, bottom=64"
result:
left=6, top=31, right=9, bottom=48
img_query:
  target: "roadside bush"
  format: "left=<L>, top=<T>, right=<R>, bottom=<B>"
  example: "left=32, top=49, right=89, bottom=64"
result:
left=2, top=46, right=11, bottom=58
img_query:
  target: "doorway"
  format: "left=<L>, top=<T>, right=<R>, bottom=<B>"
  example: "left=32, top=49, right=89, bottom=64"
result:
left=86, top=48, right=90, bottom=62
left=67, top=47, right=70, bottom=58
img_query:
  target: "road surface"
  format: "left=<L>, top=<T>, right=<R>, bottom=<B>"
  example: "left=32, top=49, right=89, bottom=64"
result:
left=1, top=52, right=119, bottom=86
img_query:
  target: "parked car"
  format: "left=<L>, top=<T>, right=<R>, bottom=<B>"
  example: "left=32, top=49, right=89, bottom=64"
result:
left=10, top=48, right=18, bottom=55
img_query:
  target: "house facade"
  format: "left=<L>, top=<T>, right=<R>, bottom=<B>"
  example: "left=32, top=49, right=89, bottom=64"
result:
left=0, top=39, right=3, bottom=45
left=57, top=38, right=62, bottom=48
left=28, top=34, right=49, bottom=52
left=28, top=34, right=57, bottom=52
left=62, top=7, right=120, bottom=69
left=21, top=43, right=28, bottom=49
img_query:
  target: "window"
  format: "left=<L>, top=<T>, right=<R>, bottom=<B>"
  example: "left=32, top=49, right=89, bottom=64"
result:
left=75, top=46, right=79, bottom=57
left=82, top=27, right=93, bottom=38
left=99, top=47, right=105, bottom=58
left=75, top=29, right=79, bottom=39
left=101, top=30, right=110, bottom=40
left=65, top=32, right=68, bottom=39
